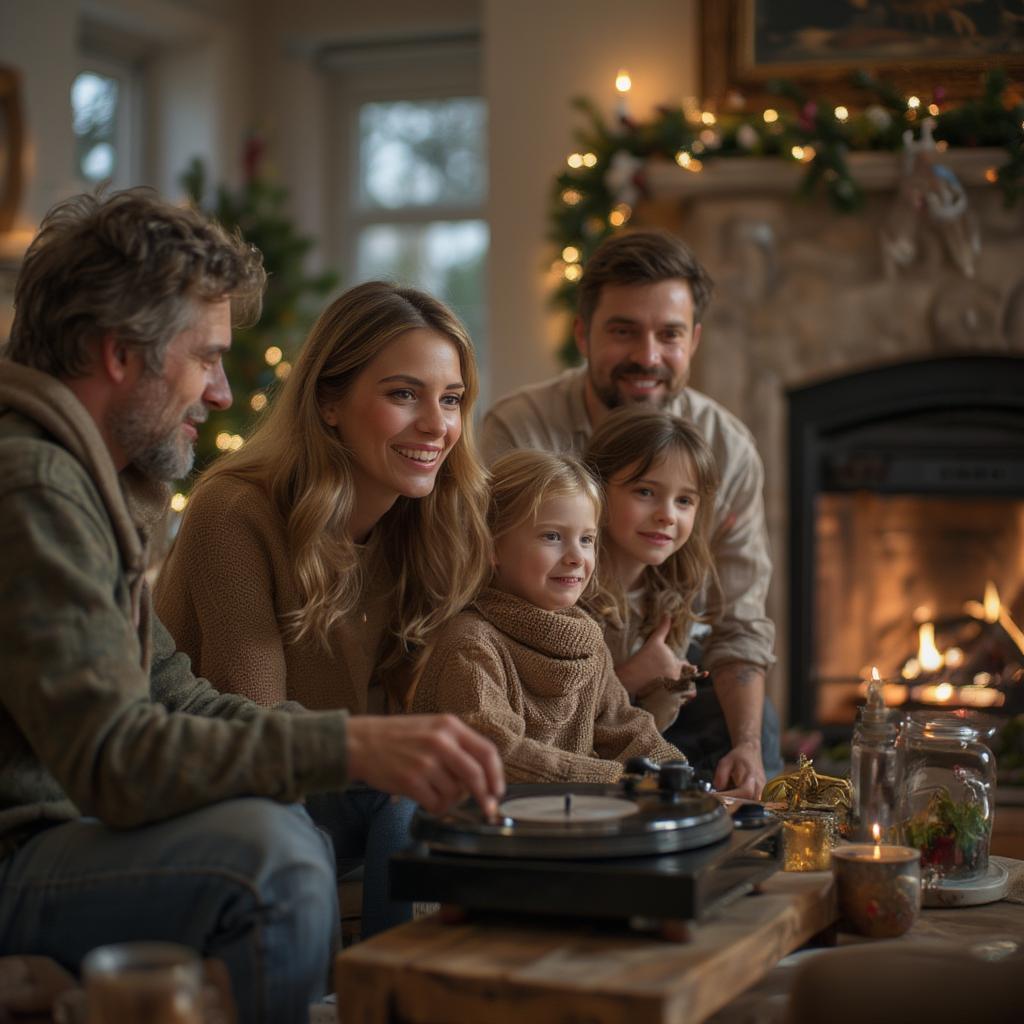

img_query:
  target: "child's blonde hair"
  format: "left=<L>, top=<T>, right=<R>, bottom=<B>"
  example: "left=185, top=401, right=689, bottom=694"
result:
left=583, top=407, right=719, bottom=651
left=488, top=449, right=604, bottom=602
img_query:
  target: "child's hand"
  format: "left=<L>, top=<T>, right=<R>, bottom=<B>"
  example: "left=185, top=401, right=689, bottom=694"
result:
left=615, top=615, right=683, bottom=698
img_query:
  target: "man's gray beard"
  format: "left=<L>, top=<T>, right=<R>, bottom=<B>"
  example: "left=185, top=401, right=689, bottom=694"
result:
left=110, top=380, right=200, bottom=482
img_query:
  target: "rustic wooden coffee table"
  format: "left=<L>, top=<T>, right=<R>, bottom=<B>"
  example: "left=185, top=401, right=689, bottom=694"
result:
left=334, top=871, right=836, bottom=1024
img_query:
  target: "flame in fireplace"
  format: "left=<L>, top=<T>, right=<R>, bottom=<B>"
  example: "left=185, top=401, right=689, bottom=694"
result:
left=983, top=580, right=1000, bottom=623
left=917, top=622, right=944, bottom=673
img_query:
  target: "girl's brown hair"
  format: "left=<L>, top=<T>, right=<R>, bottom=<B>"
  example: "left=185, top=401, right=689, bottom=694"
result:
left=583, top=407, right=719, bottom=650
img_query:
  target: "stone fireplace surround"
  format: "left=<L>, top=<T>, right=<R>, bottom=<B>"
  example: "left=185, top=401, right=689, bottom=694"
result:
left=644, top=150, right=1024, bottom=725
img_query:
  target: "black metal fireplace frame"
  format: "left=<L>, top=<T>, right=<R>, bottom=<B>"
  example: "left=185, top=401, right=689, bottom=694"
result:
left=787, top=354, right=1024, bottom=730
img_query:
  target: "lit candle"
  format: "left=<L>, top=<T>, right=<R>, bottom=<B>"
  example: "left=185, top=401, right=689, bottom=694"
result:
left=614, top=68, right=632, bottom=119
left=831, top=843, right=921, bottom=938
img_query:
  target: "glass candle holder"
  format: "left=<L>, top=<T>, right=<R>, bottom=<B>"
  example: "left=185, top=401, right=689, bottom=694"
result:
left=831, top=844, right=921, bottom=938
left=772, top=809, right=840, bottom=871
left=82, top=942, right=202, bottom=1024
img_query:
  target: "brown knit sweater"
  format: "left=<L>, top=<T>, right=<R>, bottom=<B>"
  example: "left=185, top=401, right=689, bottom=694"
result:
left=412, top=588, right=684, bottom=783
left=155, top=473, right=395, bottom=712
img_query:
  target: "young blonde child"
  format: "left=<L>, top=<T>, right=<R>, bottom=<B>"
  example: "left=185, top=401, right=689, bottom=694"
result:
left=583, top=407, right=720, bottom=734
left=412, top=449, right=684, bottom=783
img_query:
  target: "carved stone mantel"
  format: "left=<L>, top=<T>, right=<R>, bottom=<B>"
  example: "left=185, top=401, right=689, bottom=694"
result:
left=644, top=149, right=1024, bottom=718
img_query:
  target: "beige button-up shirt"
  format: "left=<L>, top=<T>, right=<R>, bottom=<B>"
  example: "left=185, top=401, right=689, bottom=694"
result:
left=479, top=366, right=775, bottom=671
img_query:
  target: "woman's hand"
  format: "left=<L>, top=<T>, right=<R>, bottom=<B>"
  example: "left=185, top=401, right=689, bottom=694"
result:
left=615, top=615, right=683, bottom=698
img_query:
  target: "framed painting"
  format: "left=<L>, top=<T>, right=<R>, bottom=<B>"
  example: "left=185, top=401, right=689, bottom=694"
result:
left=700, top=1, right=1024, bottom=107
left=0, top=67, right=24, bottom=234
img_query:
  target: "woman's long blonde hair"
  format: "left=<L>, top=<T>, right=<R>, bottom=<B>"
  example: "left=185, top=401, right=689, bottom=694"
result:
left=583, top=407, right=719, bottom=650
left=487, top=449, right=604, bottom=605
left=197, top=280, right=491, bottom=677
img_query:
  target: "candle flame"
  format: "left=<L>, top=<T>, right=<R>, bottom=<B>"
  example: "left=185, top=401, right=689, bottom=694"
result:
left=870, top=666, right=881, bottom=682
left=871, top=823, right=881, bottom=844
left=983, top=581, right=1000, bottom=623
left=615, top=69, right=632, bottom=94
left=917, top=622, right=944, bottom=672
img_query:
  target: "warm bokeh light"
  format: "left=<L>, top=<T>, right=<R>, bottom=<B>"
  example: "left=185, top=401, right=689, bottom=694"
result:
left=274, top=361, right=291, bottom=381
left=834, top=105, right=849, bottom=122
left=615, top=69, right=632, bottom=94
left=907, top=96, right=921, bottom=110
left=984, top=581, right=1001, bottom=622
left=790, top=145, right=805, bottom=160
left=582, top=152, right=598, bottom=167
left=170, top=492, right=188, bottom=513
left=700, top=111, right=717, bottom=125
left=250, top=392, right=268, bottom=412
left=985, top=167, right=999, bottom=184
left=928, top=103, right=940, bottom=116
left=561, top=188, right=582, bottom=206
left=917, top=622, right=944, bottom=673
left=566, top=152, right=583, bottom=169
left=762, top=108, right=779, bottom=124
left=563, top=263, right=583, bottom=282
left=609, top=203, right=631, bottom=227
left=561, top=245, right=580, bottom=263
left=264, top=346, right=282, bottom=366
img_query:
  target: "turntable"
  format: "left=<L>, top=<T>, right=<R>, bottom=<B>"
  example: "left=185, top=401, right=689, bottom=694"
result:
left=391, top=758, right=782, bottom=935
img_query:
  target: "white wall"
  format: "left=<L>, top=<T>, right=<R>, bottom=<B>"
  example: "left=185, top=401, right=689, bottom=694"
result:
left=483, top=0, right=700, bottom=396
left=0, top=0, right=78, bottom=230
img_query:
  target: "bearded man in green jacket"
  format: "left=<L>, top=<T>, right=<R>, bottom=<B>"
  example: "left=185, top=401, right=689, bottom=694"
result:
left=0, top=190, right=503, bottom=1023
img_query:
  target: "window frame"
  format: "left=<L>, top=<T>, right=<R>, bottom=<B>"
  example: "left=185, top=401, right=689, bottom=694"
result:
left=72, top=49, right=143, bottom=190
left=324, top=37, right=485, bottom=291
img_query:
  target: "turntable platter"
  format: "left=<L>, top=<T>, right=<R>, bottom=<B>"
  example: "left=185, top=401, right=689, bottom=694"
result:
left=499, top=793, right=638, bottom=824
left=413, top=782, right=734, bottom=859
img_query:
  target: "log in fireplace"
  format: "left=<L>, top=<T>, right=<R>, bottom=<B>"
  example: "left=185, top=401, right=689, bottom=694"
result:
left=788, top=355, right=1024, bottom=732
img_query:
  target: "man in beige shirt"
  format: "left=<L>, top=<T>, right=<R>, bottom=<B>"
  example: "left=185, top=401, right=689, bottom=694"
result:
left=479, top=229, right=779, bottom=798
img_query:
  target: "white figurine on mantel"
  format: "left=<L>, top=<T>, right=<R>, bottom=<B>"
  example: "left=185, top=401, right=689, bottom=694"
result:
left=881, top=117, right=981, bottom=279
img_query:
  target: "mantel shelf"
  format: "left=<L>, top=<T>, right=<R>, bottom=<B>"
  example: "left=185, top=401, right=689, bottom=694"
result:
left=645, top=147, right=1007, bottom=200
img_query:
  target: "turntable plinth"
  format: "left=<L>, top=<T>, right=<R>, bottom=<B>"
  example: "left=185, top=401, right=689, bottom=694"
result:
left=335, top=871, right=837, bottom=1024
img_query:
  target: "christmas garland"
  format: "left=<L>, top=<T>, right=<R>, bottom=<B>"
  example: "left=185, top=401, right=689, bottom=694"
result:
left=549, top=69, right=1024, bottom=363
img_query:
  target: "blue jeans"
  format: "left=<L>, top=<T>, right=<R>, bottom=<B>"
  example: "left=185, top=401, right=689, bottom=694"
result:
left=304, top=788, right=414, bottom=937
left=0, top=799, right=337, bottom=1024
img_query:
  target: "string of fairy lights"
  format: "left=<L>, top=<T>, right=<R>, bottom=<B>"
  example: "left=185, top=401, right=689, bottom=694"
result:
left=548, top=67, right=1024, bottom=362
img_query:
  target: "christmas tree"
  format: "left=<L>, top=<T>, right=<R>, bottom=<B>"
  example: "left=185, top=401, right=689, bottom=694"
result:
left=180, top=140, right=338, bottom=476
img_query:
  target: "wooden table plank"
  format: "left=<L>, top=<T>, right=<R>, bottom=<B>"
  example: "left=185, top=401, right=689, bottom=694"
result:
left=336, top=871, right=837, bottom=1024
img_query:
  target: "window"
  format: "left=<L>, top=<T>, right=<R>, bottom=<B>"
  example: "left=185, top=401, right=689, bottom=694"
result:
left=71, top=49, right=141, bottom=189
left=328, top=38, right=489, bottom=402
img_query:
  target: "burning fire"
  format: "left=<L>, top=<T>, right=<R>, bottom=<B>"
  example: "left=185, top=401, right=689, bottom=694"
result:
left=896, top=580, right=1019, bottom=707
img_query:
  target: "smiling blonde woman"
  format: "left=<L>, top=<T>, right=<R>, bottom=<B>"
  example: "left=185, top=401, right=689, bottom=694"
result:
left=155, top=280, right=491, bottom=935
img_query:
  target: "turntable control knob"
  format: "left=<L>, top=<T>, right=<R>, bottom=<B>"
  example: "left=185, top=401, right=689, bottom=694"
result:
left=624, top=756, right=660, bottom=778
left=658, top=761, right=695, bottom=793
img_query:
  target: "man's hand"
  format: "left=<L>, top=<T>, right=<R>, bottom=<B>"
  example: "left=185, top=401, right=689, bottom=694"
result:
left=347, top=714, right=505, bottom=817
left=615, top=616, right=683, bottom=698
left=713, top=739, right=766, bottom=799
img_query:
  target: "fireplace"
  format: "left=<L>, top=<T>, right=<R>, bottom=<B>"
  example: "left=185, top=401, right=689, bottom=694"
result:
left=645, top=146, right=1024, bottom=724
left=788, top=355, right=1024, bottom=731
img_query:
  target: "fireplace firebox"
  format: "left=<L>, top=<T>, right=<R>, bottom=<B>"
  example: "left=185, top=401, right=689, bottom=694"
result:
left=788, top=355, right=1024, bottom=732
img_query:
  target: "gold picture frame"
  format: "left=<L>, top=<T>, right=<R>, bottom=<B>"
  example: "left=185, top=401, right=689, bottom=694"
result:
left=1, top=67, right=25, bottom=234
left=700, top=1, right=1024, bottom=108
